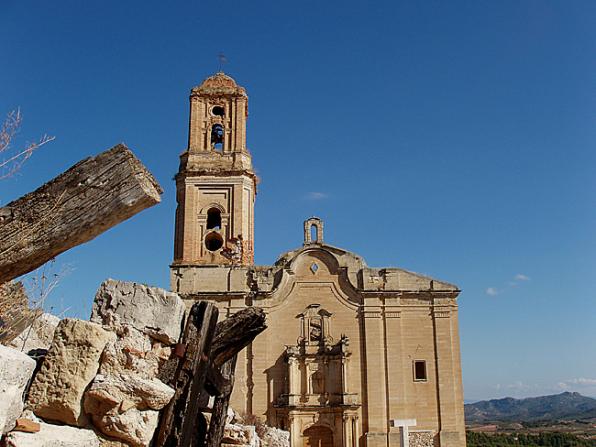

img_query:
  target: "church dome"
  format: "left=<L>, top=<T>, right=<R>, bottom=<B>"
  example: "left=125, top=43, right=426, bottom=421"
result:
left=191, top=72, right=246, bottom=97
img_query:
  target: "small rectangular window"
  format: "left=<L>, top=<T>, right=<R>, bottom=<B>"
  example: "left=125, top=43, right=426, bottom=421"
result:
left=413, top=360, right=427, bottom=381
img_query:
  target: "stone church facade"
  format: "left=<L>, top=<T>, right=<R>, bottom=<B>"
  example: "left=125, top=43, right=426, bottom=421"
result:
left=170, top=73, right=466, bottom=447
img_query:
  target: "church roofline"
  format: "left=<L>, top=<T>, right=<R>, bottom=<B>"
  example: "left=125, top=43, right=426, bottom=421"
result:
left=272, top=242, right=460, bottom=292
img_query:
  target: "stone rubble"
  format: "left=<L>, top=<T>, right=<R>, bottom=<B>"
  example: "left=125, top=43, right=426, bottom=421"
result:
left=26, top=319, right=115, bottom=426
left=260, top=426, right=290, bottom=447
left=222, top=423, right=260, bottom=447
left=219, top=411, right=290, bottom=447
left=12, top=418, right=41, bottom=433
left=89, top=407, right=159, bottom=447
left=3, top=421, right=100, bottom=447
left=84, top=374, right=174, bottom=414
left=83, top=281, right=181, bottom=446
left=0, top=345, right=36, bottom=433
left=83, top=373, right=173, bottom=446
left=90, top=280, right=185, bottom=345
left=0, top=279, right=284, bottom=447
left=3, top=411, right=100, bottom=447
left=98, top=324, right=170, bottom=379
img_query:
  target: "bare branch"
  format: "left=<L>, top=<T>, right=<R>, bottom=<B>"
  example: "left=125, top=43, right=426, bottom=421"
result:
left=0, top=108, right=54, bottom=179
left=0, top=109, right=22, bottom=153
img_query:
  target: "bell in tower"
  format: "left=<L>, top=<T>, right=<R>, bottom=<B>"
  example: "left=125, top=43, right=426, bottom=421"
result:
left=173, top=72, right=257, bottom=266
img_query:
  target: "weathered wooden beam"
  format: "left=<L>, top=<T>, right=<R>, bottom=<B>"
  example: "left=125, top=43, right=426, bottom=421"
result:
left=154, top=301, right=219, bottom=447
left=204, top=363, right=230, bottom=396
left=206, top=355, right=237, bottom=447
left=0, top=144, right=162, bottom=284
left=211, top=307, right=267, bottom=367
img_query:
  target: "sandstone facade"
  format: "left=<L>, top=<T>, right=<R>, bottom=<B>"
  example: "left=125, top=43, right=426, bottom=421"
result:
left=170, top=73, right=466, bottom=447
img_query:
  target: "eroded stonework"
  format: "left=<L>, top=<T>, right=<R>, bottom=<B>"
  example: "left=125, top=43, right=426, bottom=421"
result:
left=171, top=73, right=466, bottom=447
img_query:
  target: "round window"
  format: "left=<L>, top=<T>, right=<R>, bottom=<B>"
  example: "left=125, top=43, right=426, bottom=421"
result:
left=212, top=106, right=225, bottom=117
left=205, top=232, right=224, bottom=252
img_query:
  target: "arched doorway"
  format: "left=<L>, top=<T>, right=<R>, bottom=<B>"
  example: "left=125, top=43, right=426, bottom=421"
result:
left=303, top=425, right=333, bottom=447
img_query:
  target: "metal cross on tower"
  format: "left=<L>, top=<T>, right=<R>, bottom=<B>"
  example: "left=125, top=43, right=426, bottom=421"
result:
left=217, top=53, right=228, bottom=72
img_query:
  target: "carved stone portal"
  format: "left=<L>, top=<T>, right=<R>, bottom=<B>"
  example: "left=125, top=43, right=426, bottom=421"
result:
left=275, top=304, right=359, bottom=447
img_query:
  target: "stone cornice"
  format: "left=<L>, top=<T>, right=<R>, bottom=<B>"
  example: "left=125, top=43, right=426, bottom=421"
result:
left=175, top=169, right=259, bottom=191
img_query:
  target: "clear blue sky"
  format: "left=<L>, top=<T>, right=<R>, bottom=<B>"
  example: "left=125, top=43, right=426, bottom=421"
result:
left=1, top=1, right=595, bottom=402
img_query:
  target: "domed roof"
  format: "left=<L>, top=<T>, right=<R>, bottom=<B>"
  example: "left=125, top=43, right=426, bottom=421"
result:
left=191, top=72, right=246, bottom=97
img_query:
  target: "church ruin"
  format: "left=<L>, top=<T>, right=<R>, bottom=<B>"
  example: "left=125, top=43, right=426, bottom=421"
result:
left=170, top=72, right=466, bottom=447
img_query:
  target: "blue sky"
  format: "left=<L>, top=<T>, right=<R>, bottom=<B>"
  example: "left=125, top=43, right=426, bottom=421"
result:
left=1, top=1, right=595, bottom=402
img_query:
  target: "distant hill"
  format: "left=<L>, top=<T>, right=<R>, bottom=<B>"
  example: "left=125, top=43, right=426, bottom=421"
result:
left=465, top=392, right=596, bottom=423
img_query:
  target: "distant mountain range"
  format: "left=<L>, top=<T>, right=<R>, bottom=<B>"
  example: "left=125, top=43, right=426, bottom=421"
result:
left=465, top=392, right=596, bottom=423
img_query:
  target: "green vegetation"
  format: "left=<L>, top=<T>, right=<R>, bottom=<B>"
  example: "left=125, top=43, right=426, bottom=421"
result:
left=466, top=431, right=596, bottom=446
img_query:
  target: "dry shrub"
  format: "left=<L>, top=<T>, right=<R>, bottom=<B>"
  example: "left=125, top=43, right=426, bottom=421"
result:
left=0, top=108, right=54, bottom=179
left=0, top=281, right=40, bottom=345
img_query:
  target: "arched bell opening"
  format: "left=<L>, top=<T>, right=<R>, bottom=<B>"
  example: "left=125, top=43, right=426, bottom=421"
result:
left=206, top=207, right=222, bottom=230
left=304, top=217, right=324, bottom=245
left=310, top=225, right=318, bottom=243
left=211, top=123, right=224, bottom=152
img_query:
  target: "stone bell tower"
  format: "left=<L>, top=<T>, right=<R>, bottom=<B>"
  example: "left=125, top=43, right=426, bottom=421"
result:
left=173, top=72, right=257, bottom=266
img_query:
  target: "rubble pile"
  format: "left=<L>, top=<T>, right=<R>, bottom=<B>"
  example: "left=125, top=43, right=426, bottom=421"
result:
left=221, top=410, right=289, bottom=447
left=0, top=280, right=184, bottom=446
left=0, top=279, right=286, bottom=447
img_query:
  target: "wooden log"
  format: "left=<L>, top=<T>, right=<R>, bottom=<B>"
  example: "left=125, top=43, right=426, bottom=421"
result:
left=0, top=144, right=162, bottom=284
left=211, top=307, right=267, bottom=367
left=204, top=363, right=230, bottom=396
left=206, top=355, right=237, bottom=447
left=154, top=301, right=219, bottom=447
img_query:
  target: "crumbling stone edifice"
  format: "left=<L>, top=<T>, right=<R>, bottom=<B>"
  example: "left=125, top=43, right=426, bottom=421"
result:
left=171, top=72, right=466, bottom=447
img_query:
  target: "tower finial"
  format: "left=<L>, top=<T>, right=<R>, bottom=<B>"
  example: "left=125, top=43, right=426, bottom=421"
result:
left=217, top=52, right=228, bottom=72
